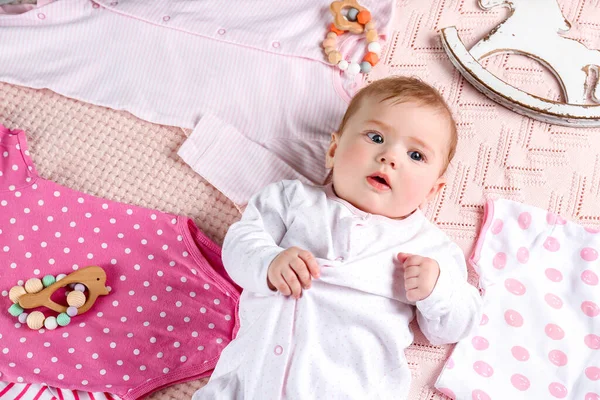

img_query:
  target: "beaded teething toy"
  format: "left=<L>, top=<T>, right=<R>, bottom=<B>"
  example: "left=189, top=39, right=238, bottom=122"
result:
left=7, top=266, right=109, bottom=330
left=323, top=0, right=381, bottom=75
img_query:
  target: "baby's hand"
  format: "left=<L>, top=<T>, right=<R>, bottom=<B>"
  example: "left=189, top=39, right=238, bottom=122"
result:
left=397, top=252, right=440, bottom=302
left=267, top=247, right=320, bottom=299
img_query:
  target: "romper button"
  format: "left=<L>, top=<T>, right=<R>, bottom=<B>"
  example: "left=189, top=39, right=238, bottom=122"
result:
left=335, top=256, right=344, bottom=262
left=272, top=41, right=281, bottom=48
left=110, top=1, right=118, bottom=6
left=218, top=29, right=226, bottom=35
left=37, top=13, right=46, bottom=19
left=274, top=345, right=283, bottom=356
left=163, top=16, right=171, bottom=22
left=92, top=3, right=100, bottom=8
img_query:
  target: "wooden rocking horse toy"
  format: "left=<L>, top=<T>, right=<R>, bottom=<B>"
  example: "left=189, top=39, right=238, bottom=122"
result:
left=441, top=0, right=600, bottom=127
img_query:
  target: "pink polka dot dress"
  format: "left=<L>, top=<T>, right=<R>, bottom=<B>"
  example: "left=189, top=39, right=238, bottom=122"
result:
left=0, top=125, right=240, bottom=399
left=435, top=199, right=600, bottom=399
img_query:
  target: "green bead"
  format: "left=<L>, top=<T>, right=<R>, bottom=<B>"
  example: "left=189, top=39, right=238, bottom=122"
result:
left=57, top=313, right=71, bottom=326
left=360, top=61, right=372, bottom=73
left=42, top=275, right=56, bottom=287
left=8, top=303, right=24, bottom=317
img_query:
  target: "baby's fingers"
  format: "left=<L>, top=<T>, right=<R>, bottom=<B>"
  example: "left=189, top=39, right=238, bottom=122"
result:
left=290, top=258, right=312, bottom=289
left=270, top=273, right=292, bottom=296
left=298, top=250, right=321, bottom=279
left=283, top=267, right=303, bottom=299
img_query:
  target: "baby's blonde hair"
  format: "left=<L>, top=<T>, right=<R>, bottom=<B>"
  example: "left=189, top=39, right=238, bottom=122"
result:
left=325, top=76, right=458, bottom=183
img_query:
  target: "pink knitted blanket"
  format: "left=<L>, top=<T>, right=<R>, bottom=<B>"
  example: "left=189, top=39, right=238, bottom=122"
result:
left=1, top=0, right=600, bottom=399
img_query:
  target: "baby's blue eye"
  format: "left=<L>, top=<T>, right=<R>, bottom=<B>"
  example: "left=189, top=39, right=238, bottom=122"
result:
left=367, top=132, right=384, bottom=144
left=409, top=151, right=424, bottom=162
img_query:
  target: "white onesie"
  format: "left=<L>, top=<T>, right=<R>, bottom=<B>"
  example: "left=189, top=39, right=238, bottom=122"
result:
left=195, top=180, right=483, bottom=399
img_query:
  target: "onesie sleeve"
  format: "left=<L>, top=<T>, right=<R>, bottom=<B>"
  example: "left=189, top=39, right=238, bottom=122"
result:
left=415, top=241, right=483, bottom=345
left=221, top=180, right=295, bottom=296
left=0, top=125, right=37, bottom=191
left=178, top=113, right=312, bottom=207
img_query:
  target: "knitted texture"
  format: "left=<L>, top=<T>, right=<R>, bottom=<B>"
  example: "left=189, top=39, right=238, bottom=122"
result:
left=2, top=0, right=600, bottom=399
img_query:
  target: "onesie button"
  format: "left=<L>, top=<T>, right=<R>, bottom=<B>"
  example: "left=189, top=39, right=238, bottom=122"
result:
left=37, top=13, right=46, bottom=19
left=274, top=345, right=283, bottom=356
left=335, top=256, right=344, bottom=262
left=272, top=41, right=281, bottom=49
left=110, top=1, right=118, bottom=5
left=92, top=2, right=100, bottom=9
left=162, top=16, right=171, bottom=22
left=217, top=29, right=226, bottom=35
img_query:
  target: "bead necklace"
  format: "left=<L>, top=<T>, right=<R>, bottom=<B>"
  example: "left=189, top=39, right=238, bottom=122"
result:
left=323, top=0, right=382, bottom=75
left=7, top=266, right=109, bottom=331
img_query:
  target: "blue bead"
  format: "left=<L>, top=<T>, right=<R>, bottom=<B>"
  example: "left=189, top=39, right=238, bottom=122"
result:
left=347, top=8, right=359, bottom=22
left=360, top=61, right=372, bottom=73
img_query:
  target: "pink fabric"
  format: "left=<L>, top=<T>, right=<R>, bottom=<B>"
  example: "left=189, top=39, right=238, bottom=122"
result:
left=0, top=125, right=240, bottom=399
left=436, top=199, right=600, bottom=399
left=0, top=0, right=395, bottom=207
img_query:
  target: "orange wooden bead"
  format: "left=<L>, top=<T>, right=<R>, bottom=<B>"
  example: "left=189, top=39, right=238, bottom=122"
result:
left=329, top=23, right=345, bottom=35
left=357, top=10, right=371, bottom=25
left=363, top=52, right=379, bottom=66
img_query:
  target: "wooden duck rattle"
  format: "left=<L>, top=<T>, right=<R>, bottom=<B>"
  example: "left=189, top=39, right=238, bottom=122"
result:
left=8, top=266, right=109, bottom=330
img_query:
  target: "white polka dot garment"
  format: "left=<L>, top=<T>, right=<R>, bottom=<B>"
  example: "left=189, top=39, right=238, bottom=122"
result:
left=195, top=180, right=482, bottom=400
left=435, top=199, right=600, bottom=400
left=0, top=125, right=240, bottom=399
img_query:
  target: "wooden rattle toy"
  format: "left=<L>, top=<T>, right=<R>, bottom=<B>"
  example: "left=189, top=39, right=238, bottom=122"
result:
left=324, top=0, right=381, bottom=75
left=7, top=266, right=109, bottom=331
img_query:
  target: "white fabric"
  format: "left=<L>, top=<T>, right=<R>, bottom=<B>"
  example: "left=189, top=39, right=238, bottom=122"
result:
left=195, top=180, right=482, bottom=399
left=0, top=0, right=394, bottom=206
left=435, top=199, right=600, bottom=400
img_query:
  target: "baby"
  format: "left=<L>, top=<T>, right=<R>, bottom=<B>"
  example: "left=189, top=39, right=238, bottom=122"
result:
left=194, top=76, right=483, bottom=400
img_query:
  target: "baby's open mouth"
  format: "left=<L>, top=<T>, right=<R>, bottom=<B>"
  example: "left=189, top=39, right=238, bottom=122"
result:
left=367, top=173, right=391, bottom=190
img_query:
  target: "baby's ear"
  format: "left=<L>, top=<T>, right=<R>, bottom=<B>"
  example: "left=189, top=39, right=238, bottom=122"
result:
left=325, top=132, right=339, bottom=169
left=425, top=176, right=446, bottom=202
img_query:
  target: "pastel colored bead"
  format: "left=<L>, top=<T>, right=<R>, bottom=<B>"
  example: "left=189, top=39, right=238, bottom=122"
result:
left=366, top=29, right=378, bottom=43
left=9, top=303, right=24, bottom=317
left=322, top=38, right=336, bottom=49
left=57, top=313, right=71, bottom=327
left=326, top=32, right=337, bottom=39
left=365, top=21, right=376, bottom=30
left=337, top=59, right=349, bottom=71
left=363, top=52, right=379, bottom=66
left=356, top=10, right=371, bottom=24
left=44, top=316, right=58, bottom=330
left=25, top=278, right=43, bottom=294
left=367, top=41, right=382, bottom=55
left=9, top=285, right=26, bottom=303
left=74, top=283, right=86, bottom=292
left=346, top=8, right=359, bottom=21
left=347, top=62, right=361, bottom=75
left=18, top=312, right=29, bottom=324
left=56, top=273, right=67, bottom=281
left=324, top=46, right=337, bottom=55
left=27, top=311, right=45, bottom=330
left=328, top=51, right=342, bottom=64
left=42, top=274, right=56, bottom=287
left=360, top=61, right=372, bottom=73
left=67, top=306, right=78, bottom=317
left=67, top=290, right=86, bottom=308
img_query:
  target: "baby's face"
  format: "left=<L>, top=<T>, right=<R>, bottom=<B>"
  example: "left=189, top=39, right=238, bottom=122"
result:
left=326, top=97, right=451, bottom=219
